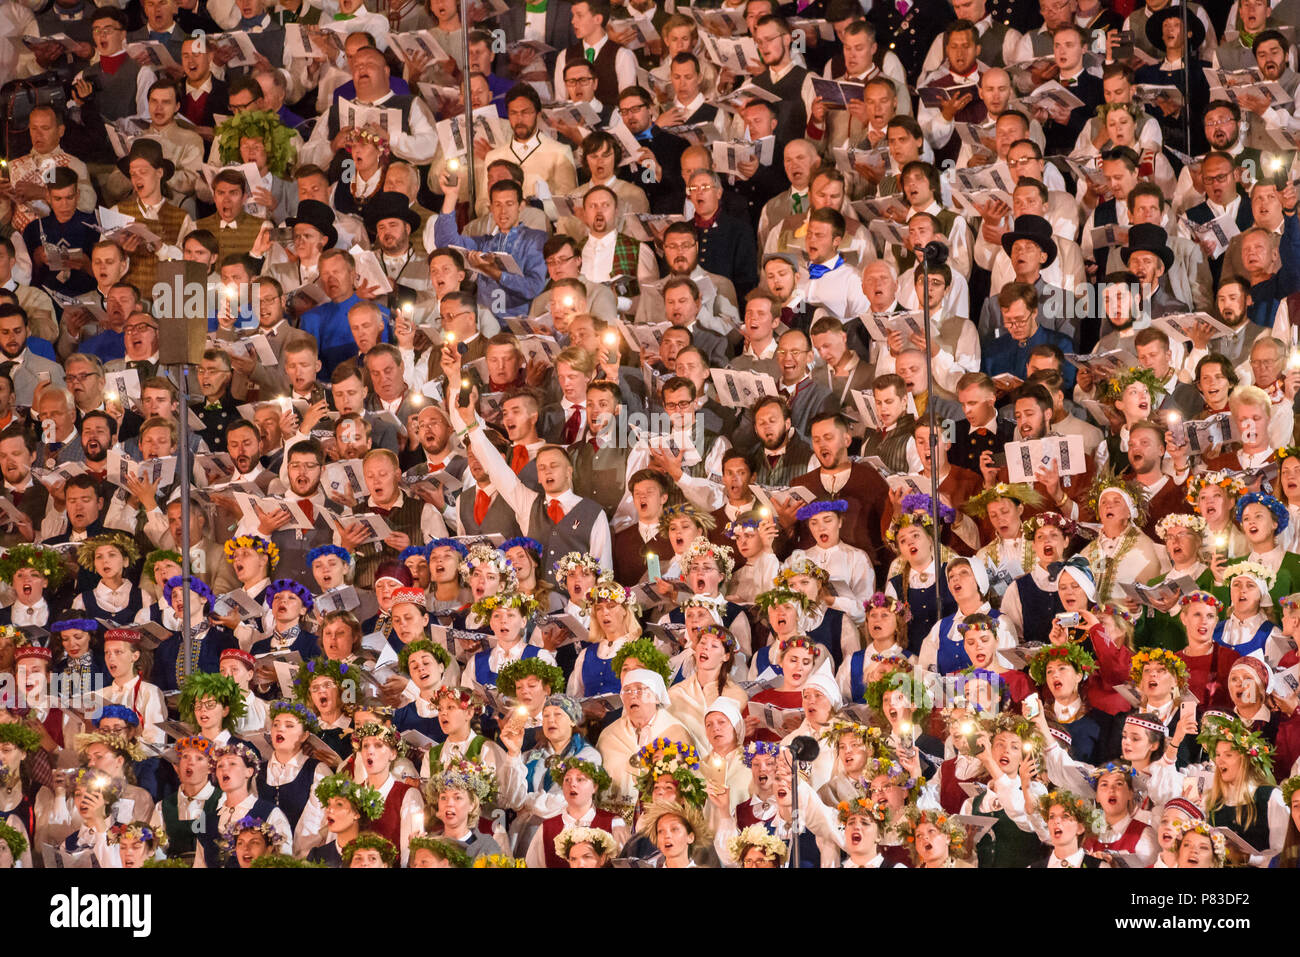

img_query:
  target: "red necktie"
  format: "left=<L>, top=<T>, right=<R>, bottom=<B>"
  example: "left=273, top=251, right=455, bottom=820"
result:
left=767, top=453, right=781, bottom=468
left=546, top=499, right=565, bottom=524
left=474, top=489, right=490, bottom=525
left=298, top=499, right=315, bottom=522
left=372, top=505, right=392, bottom=516
left=974, top=428, right=992, bottom=438
left=562, top=406, right=583, bottom=445
left=509, top=445, right=529, bottom=474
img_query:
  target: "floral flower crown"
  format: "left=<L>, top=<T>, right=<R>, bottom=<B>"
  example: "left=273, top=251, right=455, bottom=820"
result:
left=108, top=822, right=165, bottom=847
left=221, top=815, right=283, bottom=854
left=1098, top=365, right=1165, bottom=405
left=472, top=854, right=527, bottom=868
left=349, top=126, right=390, bottom=156
left=1171, top=819, right=1226, bottom=863
left=397, top=638, right=453, bottom=674
left=1154, top=513, right=1207, bottom=541
left=71, top=769, right=124, bottom=805
left=0, top=544, right=67, bottom=588
left=986, top=711, right=1044, bottom=755
left=215, top=109, right=297, bottom=177
left=742, top=741, right=781, bottom=767
left=584, top=580, right=636, bottom=611
left=955, top=613, right=998, bottom=637
left=408, top=836, right=471, bottom=868
left=459, top=544, right=518, bottom=589
left=76, top=532, right=140, bottom=570
left=1086, top=468, right=1147, bottom=527
left=865, top=668, right=931, bottom=724
left=1182, top=590, right=1223, bottom=613
left=496, top=657, right=565, bottom=697
left=223, top=535, right=280, bottom=569
left=723, top=511, right=763, bottom=538
left=1086, top=760, right=1140, bottom=788
left=1027, top=643, right=1098, bottom=685
left=1094, top=602, right=1139, bottom=626
left=964, top=482, right=1045, bottom=519
left=775, top=557, right=829, bottom=586
left=610, top=637, right=673, bottom=684
left=1222, top=560, right=1277, bottom=593
left=471, top=590, right=539, bottom=622
left=819, top=719, right=883, bottom=749
left=179, top=673, right=247, bottom=731
left=894, top=807, right=965, bottom=855
left=547, top=756, right=612, bottom=794
left=74, top=730, right=146, bottom=763
left=552, top=552, right=603, bottom=590
left=635, top=757, right=707, bottom=808
left=886, top=494, right=955, bottom=546
left=754, top=585, right=814, bottom=613
left=350, top=721, right=400, bottom=752
left=795, top=499, right=849, bottom=521
left=682, top=536, right=735, bottom=578
left=692, top=623, right=737, bottom=654
left=426, top=538, right=469, bottom=560
left=266, top=579, right=315, bottom=612
left=1235, top=491, right=1289, bottom=533
left=1038, top=789, right=1106, bottom=836
left=1186, top=470, right=1246, bottom=508
left=436, top=685, right=486, bottom=714
left=630, top=738, right=699, bottom=772
left=866, top=756, right=922, bottom=797
left=212, top=742, right=262, bottom=773
left=1197, top=714, right=1275, bottom=781
left=267, top=699, right=322, bottom=737
left=726, top=824, right=790, bottom=863
left=1022, top=511, right=1078, bottom=538
left=1129, top=647, right=1189, bottom=688
left=314, top=772, right=385, bottom=821
left=556, top=826, right=620, bottom=860
left=864, top=592, right=912, bottom=621
left=0, top=722, right=44, bottom=753
left=1280, top=775, right=1300, bottom=806
left=777, top=635, right=822, bottom=658
left=342, top=833, right=398, bottom=867
left=293, top=656, right=354, bottom=705
left=427, top=759, right=498, bottom=804
left=836, top=795, right=890, bottom=825
left=659, top=502, right=715, bottom=534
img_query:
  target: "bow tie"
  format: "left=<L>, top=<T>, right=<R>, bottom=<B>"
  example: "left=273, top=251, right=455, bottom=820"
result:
left=634, top=129, right=654, bottom=143
left=974, top=427, right=992, bottom=437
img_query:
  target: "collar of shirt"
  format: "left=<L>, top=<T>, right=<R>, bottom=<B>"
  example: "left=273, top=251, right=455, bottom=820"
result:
left=136, top=196, right=167, bottom=219
left=769, top=61, right=797, bottom=84
left=512, top=134, right=541, bottom=155
left=908, top=560, right=941, bottom=587
left=1207, top=194, right=1240, bottom=219
left=744, top=339, right=777, bottom=360
left=1058, top=67, right=1085, bottom=83
left=236, top=464, right=264, bottom=482
left=267, top=750, right=307, bottom=780
left=217, top=792, right=256, bottom=819
left=584, top=34, right=608, bottom=58
left=186, top=77, right=213, bottom=98
left=1049, top=847, right=1087, bottom=867
left=584, top=230, right=616, bottom=252
left=638, top=521, right=659, bottom=543
left=94, top=580, right=133, bottom=608
left=547, top=489, right=582, bottom=510
left=180, top=780, right=215, bottom=814
left=677, top=92, right=706, bottom=115
left=10, top=598, right=48, bottom=624
left=1053, top=698, right=1083, bottom=722
left=970, top=413, right=997, bottom=432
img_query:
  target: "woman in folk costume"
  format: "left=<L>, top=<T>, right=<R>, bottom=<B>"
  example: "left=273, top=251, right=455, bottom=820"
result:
left=956, top=712, right=1048, bottom=869
left=1215, top=562, right=1288, bottom=663
left=49, top=619, right=109, bottom=701
left=916, top=556, right=1016, bottom=676
left=1186, top=471, right=1249, bottom=560
left=640, top=799, right=715, bottom=868
left=775, top=558, right=862, bottom=667
left=178, top=672, right=252, bottom=751
left=836, top=794, right=904, bottom=869
left=867, top=756, right=930, bottom=867
left=494, top=657, right=565, bottom=760
left=453, top=544, right=517, bottom=639
left=72, top=729, right=154, bottom=827
left=353, top=722, right=425, bottom=866
left=222, top=816, right=286, bottom=869
left=999, top=512, right=1075, bottom=638
left=70, top=533, right=145, bottom=624
left=1027, top=644, right=1105, bottom=763
left=1079, top=472, right=1164, bottom=604
left=464, top=590, right=556, bottom=695
left=212, top=536, right=278, bottom=644
left=894, top=806, right=975, bottom=868
left=957, top=616, right=1034, bottom=704
left=503, top=538, right=564, bottom=616
left=884, top=494, right=959, bottom=656
left=1153, top=797, right=1207, bottom=868
left=524, top=757, right=625, bottom=869
left=1039, top=557, right=1125, bottom=714
left=725, top=511, right=780, bottom=605
left=304, top=772, right=384, bottom=868
left=249, top=580, right=321, bottom=658
left=1273, top=448, right=1300, bottom=552
left=1198, top=714, right=1288, bottom=866
left=419, top=687, right=523, bottom=809
left=863, top=663, right=943, bottom=778
left=555, top=825, right=620, bottom=869
left=749, top=585, right=815, bottom=679
left=698, top=697, right=752, bottom=812
left=966, top=483, right=1044, bottom=599
left=568, top=579, right=640, bottom=699
left=392, top=639, right=455, bottom=741
left=838, top=596, right=912, bottom=703
left=107, top=821, right=165, bottom=868
left=1172, top=819, right=1229, bottom=868
left=53, top=769, right=124, bottom=867
left=138, top=550, right=183, bottom=627
left=513, top=694, right=602, bottom=820
left=1225, top=656, right=1283, bottom=741
left=151, top=576, right=238, bottom=692
left=0, top=724, right=41, bottom=868
left=596, top=664, right=691, bottom=802
left=746, top=637, right=822, bottom=744
left=218, top=649, right=268, bottom=737
left=1079, top=762, right=1158, bottom=866
left=1136, top=515, right=1214, bottom=649
left=552, top=552, right=603, bottom=635
left=727, top=824, right=790, bottom=868
left=818, top=718, right=885, bottom=805
left=293, top=657, right=355, bottom=760
left=256, top=700, right=331, bottom=850
left=657, top=505, right=715, bottom=584
left=1025, top=789, right=1110, bottom=868
left=13, top=644, right=83, bottom=766
left=0, top=544, right=68, bottom=631
left=1228, top=492, right=1300, bottom=601
left=422, top=759, right=503, bottom=863
left=661, top=538, right=753, bottom=657
left=668, top=623, right=748, bottom=750
left=95, top=627, right=166, bottom=746
left=782, top=669, right=843, bottom=791
left=789, top=500, right=875, bottom=625
left=1274, top=776, right=1300, bottom=869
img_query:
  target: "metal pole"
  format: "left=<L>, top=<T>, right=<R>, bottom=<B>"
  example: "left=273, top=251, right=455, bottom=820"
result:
left=460, top=0, right=477, bottom=212
left=177, top=364, right=194, bottom=679
left=789, top=752, right=800, bottom=869
left=920, top=255, right=943, bottom=617
left=1180, top=3, right=1191, bottom=160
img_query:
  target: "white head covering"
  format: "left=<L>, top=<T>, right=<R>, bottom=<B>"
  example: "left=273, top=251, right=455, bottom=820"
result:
left=1059, top=562, right=1097, bottom=603
left=624, top=668, right=670, bottom=707
left=705, top=697, right=745, bottom=741
left=1098, top=486, right=1136, bottom=521
left=1234, top=573, right=1275, bottom=607
left=802, top=668, right=844, bottom=710
left=948, top=555, right=989, bottom=596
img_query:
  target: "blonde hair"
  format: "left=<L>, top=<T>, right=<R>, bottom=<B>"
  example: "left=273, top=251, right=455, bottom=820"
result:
left=1228, top=384, right=1271, bottom=418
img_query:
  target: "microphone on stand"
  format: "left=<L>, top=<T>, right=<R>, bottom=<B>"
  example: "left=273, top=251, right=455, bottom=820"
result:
left=787, top=735, right=820, bottom=868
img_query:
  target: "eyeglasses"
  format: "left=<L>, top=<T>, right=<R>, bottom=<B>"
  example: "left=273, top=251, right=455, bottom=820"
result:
left=1006, top=156, right=1039, bottom=168
left=63, top=372, right=100, bottom=384
left=618, top=104, right=649, bottom=115
left=775, top=349, right=807, bottom=358
left=663, top=241, right=696, bottom=252
left=1203, top=172, right=1233, bottom=184
left=545, top=253, right=578, bottom=266
left=124, top=323, right=157, bottom=334
left=685, top=185, right=716, bottom=194
left=566, top=76, right=596, bottom=85
left=92, top=25, right=124, bottom=36
left=662, top=400, right=695, bottom=412
left=1205, top=118, right=1236, bottom=128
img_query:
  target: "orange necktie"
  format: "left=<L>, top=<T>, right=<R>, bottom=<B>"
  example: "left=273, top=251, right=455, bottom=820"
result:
left=546, top=499, right=565, bottom=524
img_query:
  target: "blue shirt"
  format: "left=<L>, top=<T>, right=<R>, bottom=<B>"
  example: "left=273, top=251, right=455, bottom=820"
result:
left=28, top=337, right=56, bottom=361
left=981, top=324, right=1076, bottom=391
left=80, top=329, right=126, bottom=363
left=299, top=294, right=390, bottom=378
left=431, top=214, right=547, bottom=317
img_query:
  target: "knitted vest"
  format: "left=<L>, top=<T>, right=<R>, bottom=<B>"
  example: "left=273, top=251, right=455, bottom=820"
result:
left=368, top=779, right=413, bottom=847
left=531, top=496, right=607, bottom=586
left=117, top=199, right=188, bottom=299
left=569, top=440, right=628, bottom=516
left=194, top=212, right=265, bottom=261
left=84, top=56, right=143, bottom=121
left=979, top=22, right=1013, bottom=65
left=566, top=41, right=625, bottom=107
left=354, top=494, right=426, bottom=589
left=541, top=807, right=616, bottom=868
left=457, top=487, right=523, bottom=539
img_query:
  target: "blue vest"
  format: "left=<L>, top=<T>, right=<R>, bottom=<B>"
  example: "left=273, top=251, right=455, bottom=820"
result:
left=255, top=757, right=319, bottom=830
left=753, top=644, right=782, bottom=679
left=756, top=819, right=820, bottom=868
left=473, top=645, right=543, bottom=687
left=1014, top=574, right=1063, bottom=641
left=935, top=609, right=1001, bottom=674
left=1212, top=620, right=1274, bottom=658
left=888, top=569, right=957, bottom=655
left=848, top=651, right=869, bottom=703
left=807, top=608, right=846, bottom=666
left=581, top=644, right=622, bottom=696
left=393, top=703, right=447, bottom=743
left=77, top=584, right=146, bottom=624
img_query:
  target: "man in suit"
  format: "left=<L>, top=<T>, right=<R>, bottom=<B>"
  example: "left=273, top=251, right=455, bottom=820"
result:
left=769, top=329, right=837, bottom=443
left=614, top=86, right=690, bottom=215
left=363, top=343, right=423, bottom=427
left=0, top=305, right=63, bottom=407
left=662, top=278, right=730, bottom=370
left=1038, top=25, right=1103, bottom=155
left=687, top=171, right=759, bottom=302
left=731, top=100, right=793, bottom=231
left=1179, top=152, right=1255, bottom=287
left=950, top=373, right=1016, bottom=474
left=498, top=0, right=574, bottom=74
left=657, top=52, right=718, bottom=127
left=178, top=34, right=230, bottom=140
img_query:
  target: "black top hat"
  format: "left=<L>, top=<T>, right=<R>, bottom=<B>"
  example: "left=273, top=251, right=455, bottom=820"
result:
left=1000, top=214, right=1058, bottom=267
left=1145, top=6, right=1206, bottom=57
left=1122, top=223, right=1175, bottom=269
left=286, top=200, right=339, bottom=250
left=116, top=138, right=175, bottom=182
left=362, top=191, right=422, bottom=235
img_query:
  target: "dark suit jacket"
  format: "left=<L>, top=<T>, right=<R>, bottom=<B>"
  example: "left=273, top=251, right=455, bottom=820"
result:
left=949, top=418, right=1016, bottom=474
left=1041, top=72, right=1103, bottom=156
left=619, top=127, right=689, bottom=213
left=1184, top=191, right=1254, bottom=285
left=496, top=0, right=575, bottom=69
left=697, top=212, right=760, bottom=301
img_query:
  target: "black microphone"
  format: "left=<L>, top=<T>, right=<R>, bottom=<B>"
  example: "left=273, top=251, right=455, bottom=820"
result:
left=921, top=241, right=949, bottom=266
left=789, top=735, right=820, bottom=762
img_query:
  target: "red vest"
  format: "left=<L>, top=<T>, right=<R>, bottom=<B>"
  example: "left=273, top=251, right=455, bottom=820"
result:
left=938, top=757, right=981, bottom=815
left=540, top=808, right=616, bottom=869
left=368, top=779, right=412, bottom=847
left=1085, top=816, right=1147, bottom=855
left=41, top=709, right=64, bottom=749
